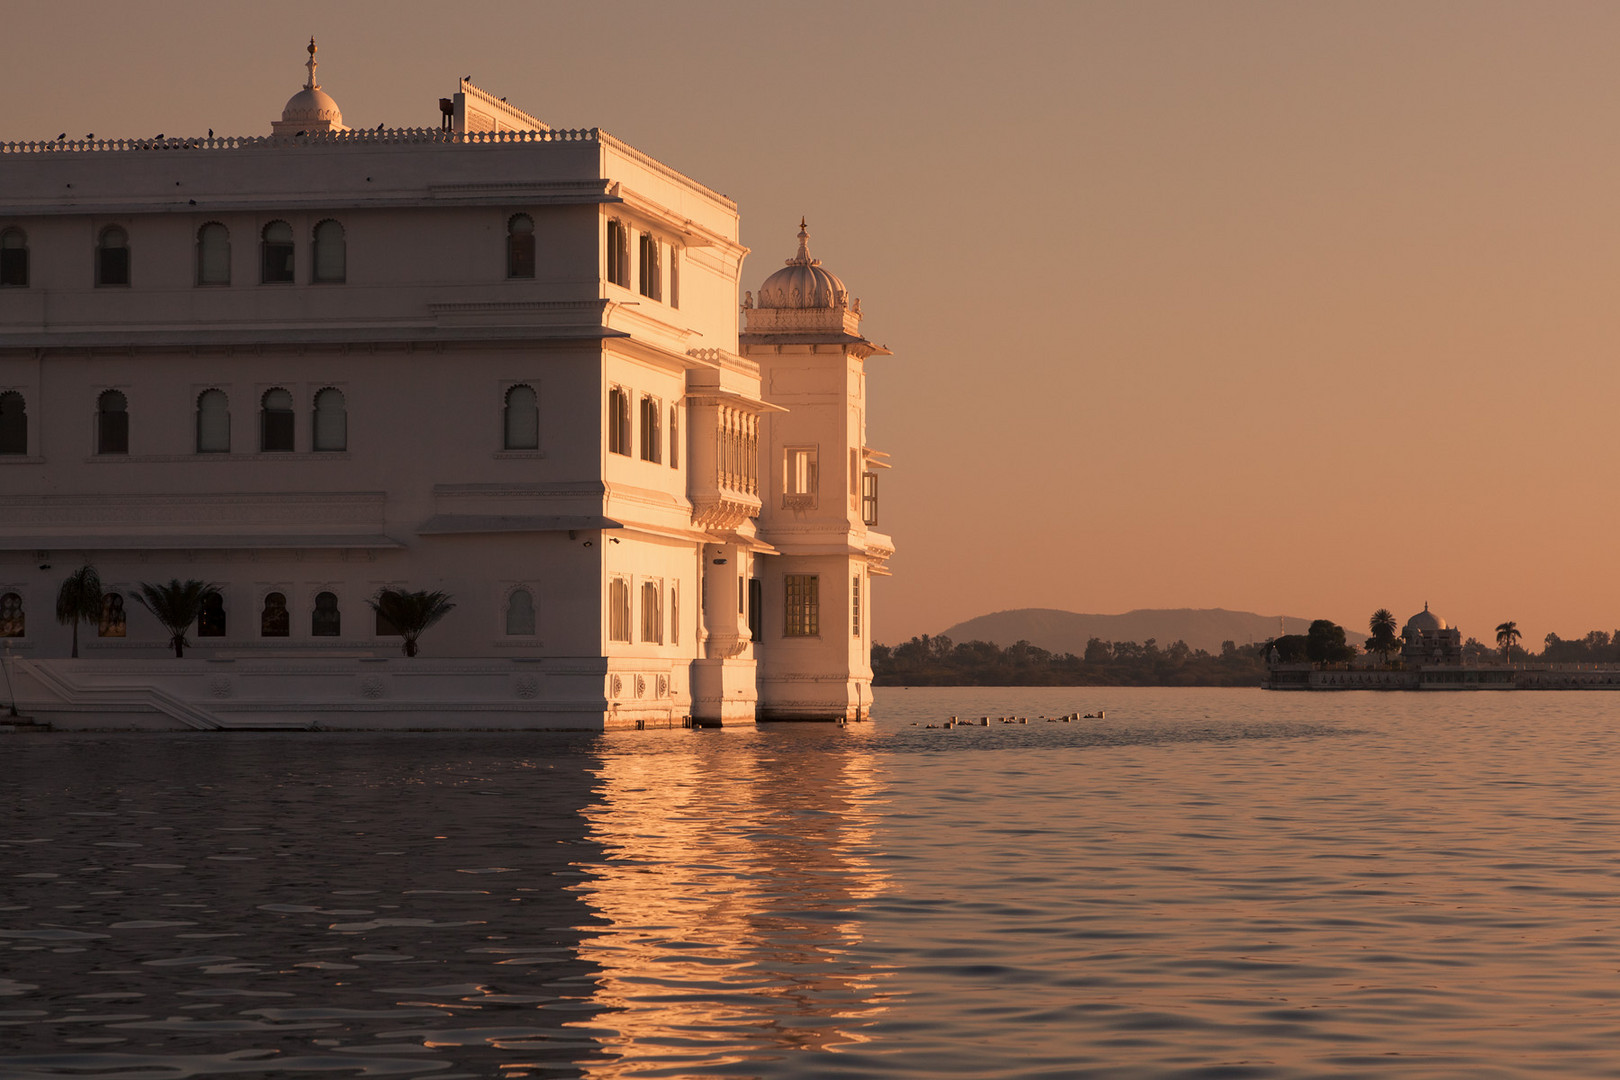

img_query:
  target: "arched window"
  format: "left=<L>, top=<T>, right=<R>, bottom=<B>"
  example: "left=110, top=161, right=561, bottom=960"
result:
left=374, top=603, right=399, bottom=636
left=669, top=404, right=679, bottom=469
left=260, top=592, right=289, bottom=637
left=196, top=389, right=230, bottom=453
left=505, top=588, right=535, bottom=636
left=261, top=221, right=294, bottom=283
left=0, top=391, right=26, bottom=455
left=312, top=387, right=346, bottom=452
left=96, top=390, right=128, bottom=455
left=260, top=388, right=294, bottom=452
left=312, top=219, right=345, bottom=283
left=639, top=395, right=661, bottom=463
left=607, top=577, right=631, bottom=643
left=197, top=593, right=226, bottom=638
left=0, top=592, right=22, bottom=637
left=608, top=386, right=630, bottom=456
left=641, top=580, right=662, bottom=643
left=504, top=384, right=538, bottom=450
left=196, top=223, right=230, bottom=285
left=98, top=593, right=126, bottom=638
left=638, top=232, right=661, bottom=300
left=507, top=214, right=535, bottom=279
left=606, top=219, right=630, bottom=287
left=311, top=592, right=341, bottom=637
left=0, top=227, right=28, bottom=288
left=97, top=226, right=129, bottom=286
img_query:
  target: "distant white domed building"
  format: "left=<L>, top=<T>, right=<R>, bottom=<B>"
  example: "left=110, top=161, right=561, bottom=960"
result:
left=0, top=44, right=895, bottom=730
left=1401, top=603, right=1462, bottom=666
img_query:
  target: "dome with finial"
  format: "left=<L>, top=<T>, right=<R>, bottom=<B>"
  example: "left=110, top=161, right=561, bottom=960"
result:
left=1404, top=602, right=1446, bottom=633
left=755, top=220, right=849, bottom=309
left=274, top=38, right=346, bottom=134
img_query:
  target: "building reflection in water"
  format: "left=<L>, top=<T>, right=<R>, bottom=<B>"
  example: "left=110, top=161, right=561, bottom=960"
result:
left=564, top=729, right=893, bottom=1076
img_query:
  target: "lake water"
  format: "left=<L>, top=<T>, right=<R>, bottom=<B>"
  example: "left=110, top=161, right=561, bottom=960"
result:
left=4, top=686, right=1620, bottom=1078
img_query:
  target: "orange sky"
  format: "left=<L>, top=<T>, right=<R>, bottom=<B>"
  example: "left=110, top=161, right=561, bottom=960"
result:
left=9, top=0, right=1620, bottom=650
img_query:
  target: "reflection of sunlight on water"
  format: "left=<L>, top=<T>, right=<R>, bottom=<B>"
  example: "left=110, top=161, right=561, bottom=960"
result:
left=567, top=731, right=893, bottom=1076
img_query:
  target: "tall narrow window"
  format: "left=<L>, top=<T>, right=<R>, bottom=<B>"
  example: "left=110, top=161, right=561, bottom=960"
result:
left=312, top=219, right=345, bottom=283
left=98, top=594, right=126, bottom=638
left=639, top=395, right=661, bottom=463
left=374, top=604, right=399, bottom=636
left=748, top=578, right=762, bottom=642
left=639, top=580, right=661, bottom=644
left=0, top=592, right=22, bottom=637
left=504, top=384, right=538, bottom=450
left=96, top=390, right=129, bottom=455
left=312, top=387, right=347, bottom=452
left=196, top=223, right=230, bottom=285
left=862, top=471, right=879, bottom=526
left=196, top=389, right=230, bottom=453
left=785, top=574, right=820, bottom=637
left=197, top=593, right=227, bottom=638
left=669, top=246, right=679, bottom=309
left=669, top=404, right=679, bottom=469
left=0, top=227, right=29, bottom=288
left=606, top=219, right=629, bottom=287
left=608, top=577, right=631, bottom=643
left=506, top=588, right=536, bottom=636
left=608, top=386, right=631, bottom=456
left=506, top=214, right=535, bottom=279
left=638, top=233, right=661, bottom=300
left=261, top=221, right=294, bottom=283
left=784, top=446, right=819, bottom=507
left=852, top=575, right=861, bottom=637
left=260, top=592, right=290, bottom=637
left=261, top=388, right=294, bottom=452
left=311, top=591, right=341, bottom=637
left=670, top=583, right=679, bottom=646
left=0, top=391, right=25, bottom=455
left=97, top=226, right=129, bottom=286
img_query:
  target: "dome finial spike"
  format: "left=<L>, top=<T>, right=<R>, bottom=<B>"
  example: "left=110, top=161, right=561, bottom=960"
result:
left=305, top=36, right=319, bottom=90
left=791, top=218, right=811, bottom=265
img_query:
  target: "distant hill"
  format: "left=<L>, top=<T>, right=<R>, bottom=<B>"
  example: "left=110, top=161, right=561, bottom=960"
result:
left=936, top=608, right=1364, bottom=656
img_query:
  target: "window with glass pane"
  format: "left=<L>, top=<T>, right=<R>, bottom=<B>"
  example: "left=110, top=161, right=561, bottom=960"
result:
left=507, top=214, right=534, bottom=278
left=852, top=575, right=861, bottom=637
left=197, top=593, right=226, bottom=638
left=196, top=223, right=230, bottom=285
left=0, top=391, right=26, bottom=454
left=1, top=228, right=29, bottom=287
left=260, top=593, right=290, bottom=637
left=504, top=384, right=538, bottom=450
left=785, top=574, right=819, bottom=637
left=641, top=580, right=662, bottom=644
left=98, top=594, right=126, bottom=638
left=311, top=592, right=341, bottom=637
left=312, top=220, right=345, bottom=283
left=506, top=588, right=536, bottom=636
left=639, top=396, right=660, bottom=463
left=607, top=219, right=629, bottom=287
left=608, top=387, right=631, bottom=456
left=97, top=226, right=129, bottom=286
left=608, top=577, right=631, bottom=642
left=196, top=390, right=230, bottom=453
left=638, top=233, right=660, bottom=300
left=261, top=221, right=294, bottom=283
left=261, top=388, right=294, bottom=452
left=96, top=390, right=128, bottom=454
left=312, top=387, right=346, bottom=452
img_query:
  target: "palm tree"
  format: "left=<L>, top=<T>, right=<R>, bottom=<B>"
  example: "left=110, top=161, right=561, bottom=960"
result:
left=1496, top=620, right=1522, bottom=662
left=1366, top=608, right=1399, bottom=666
left=368, top=589, right=456, bottom=658
left=131, top=579, right=221, bottom=658
left=55, top=565, right=103, bottom=659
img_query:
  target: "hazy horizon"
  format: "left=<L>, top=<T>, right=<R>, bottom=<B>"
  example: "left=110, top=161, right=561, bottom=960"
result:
left=9, top=0, right=1619, bottom=650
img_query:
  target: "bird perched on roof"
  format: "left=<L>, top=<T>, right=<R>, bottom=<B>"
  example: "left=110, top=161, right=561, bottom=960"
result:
left=154, top=133, right=163, bottom=140
left=207, top=128, right=213, bottom=138
left=56, top=133, right=65, bottom=141
left=85, top=134, right=93, bottom=140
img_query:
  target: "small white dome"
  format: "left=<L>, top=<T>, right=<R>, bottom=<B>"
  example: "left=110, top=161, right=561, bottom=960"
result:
left=755, top=221, right=849, bottom=310
left=281, top=86, right=343, bottom=128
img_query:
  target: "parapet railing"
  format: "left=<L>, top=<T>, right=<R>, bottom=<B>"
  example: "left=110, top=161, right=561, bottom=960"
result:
left=0, top=127, right=600, bottom=154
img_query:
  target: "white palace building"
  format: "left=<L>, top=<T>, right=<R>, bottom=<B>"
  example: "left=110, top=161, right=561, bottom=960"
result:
left=0, top=43, right=895, bottom=730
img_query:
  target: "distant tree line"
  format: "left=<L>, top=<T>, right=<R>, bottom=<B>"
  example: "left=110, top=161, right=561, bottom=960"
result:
left=871, top=634, right=1270, bottom=687
left=873, top=617, right=1620, bottom=686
